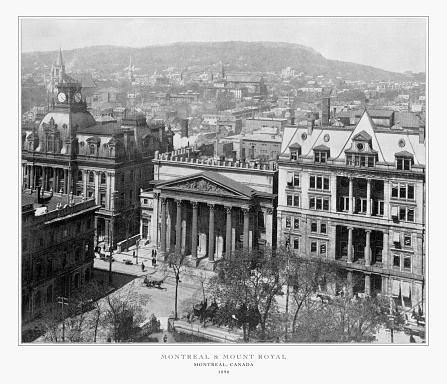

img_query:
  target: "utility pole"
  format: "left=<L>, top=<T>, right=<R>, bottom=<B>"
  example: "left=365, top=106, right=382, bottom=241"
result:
left=57, top=296, right=68, bottom=342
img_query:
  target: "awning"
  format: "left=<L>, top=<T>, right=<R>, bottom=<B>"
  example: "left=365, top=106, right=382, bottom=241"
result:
left=286, top=172, right=294, bottom=184
left=392, top=280, right=401, bottom=296
left=391, top=206, right=398, bottom=217
left=393, top=232, right=400, bottom=243
left=401, top=281, right=411, bottom=298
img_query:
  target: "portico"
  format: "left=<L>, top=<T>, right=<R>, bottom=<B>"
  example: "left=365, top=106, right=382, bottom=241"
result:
left=152, top=171, right=275, bottom=268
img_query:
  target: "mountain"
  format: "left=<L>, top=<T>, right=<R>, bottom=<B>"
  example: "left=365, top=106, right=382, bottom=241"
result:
left=21, top=41, right=410, bottom=81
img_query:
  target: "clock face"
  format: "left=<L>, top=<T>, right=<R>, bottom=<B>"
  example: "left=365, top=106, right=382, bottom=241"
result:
left=57, top=92, right=66, bottom=103
left=74, top=92, right=82, bottom=103
left=356, top=143, right=364, bottom=151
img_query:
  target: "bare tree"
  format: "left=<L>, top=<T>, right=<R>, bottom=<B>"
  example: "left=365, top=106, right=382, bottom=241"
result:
left=102, top=280, right=149, bottom=342
left=162, top=252, right=191, bottom=320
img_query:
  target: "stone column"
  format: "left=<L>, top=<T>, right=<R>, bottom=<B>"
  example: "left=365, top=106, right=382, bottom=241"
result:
left=191, top=202, right=198, bottom=260
left=383, top=231, right=389, bottom=269
left=208, top=204, right=215, bottom=262
left=82, top=170, right=87, bottom=197
left=106, top=172, right=111, bottom=209
left=366, top=179, right=372, bottom=216
left=243, top=208, right=250, bottom=249
left=365, top=229, right=371, bottom=266
left=348, top=177, right=354, bottom=214
left=225, top=206, right=232, bottom=259
left=152, top=193, right=159, bottom=247
left=347, top=226, right=353, bottom=263
left=42, top=167, right=47, bottom=191
left=347, top=271, right=353, bottom=296
left=265, top=208, right=273, bottom=248
left=63, top=169, right=68, bottom=194
left=160, top=197, right=167, bottom=255
left=175, top=200, right=182, bottom=254
left=53, top=167, right=59, bottom=193
left=364, top=274, right=371, bottom=296
left=94, top=171, right=100, bottom=205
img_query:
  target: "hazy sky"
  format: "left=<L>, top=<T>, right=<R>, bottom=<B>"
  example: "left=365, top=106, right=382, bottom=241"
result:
left=20, top=17, right=426, bottom=73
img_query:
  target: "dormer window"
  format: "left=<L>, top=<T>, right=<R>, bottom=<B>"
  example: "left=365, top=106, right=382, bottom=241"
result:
left=289, top=142, right=301, bottom=161
left=313, top=145, right=330, bottom=164
left=89, top=145, right=95, bottom=155
left=395, top=151, right=413, bottom=171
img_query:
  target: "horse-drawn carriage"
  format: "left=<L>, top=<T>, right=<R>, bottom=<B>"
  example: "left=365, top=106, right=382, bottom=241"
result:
left=191, top=299, right=219, bottom=325
left=143, top=274, right=167, bottom=288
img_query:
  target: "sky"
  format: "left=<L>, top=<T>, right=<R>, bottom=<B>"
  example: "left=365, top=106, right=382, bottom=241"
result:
left=21, top=17, right=426, bottom=74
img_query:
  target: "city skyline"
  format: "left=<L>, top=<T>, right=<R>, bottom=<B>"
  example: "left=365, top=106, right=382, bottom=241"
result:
left=21, top=17, right=426, bottom=74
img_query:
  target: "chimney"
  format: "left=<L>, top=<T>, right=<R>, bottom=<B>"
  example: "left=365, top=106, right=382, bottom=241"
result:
left=307, top=117, right=315, bottom=135
left=322, top=96, right=330, bottom=126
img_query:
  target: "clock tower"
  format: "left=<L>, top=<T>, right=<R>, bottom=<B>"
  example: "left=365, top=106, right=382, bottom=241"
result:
left=55, top=78, right=87, bottom=112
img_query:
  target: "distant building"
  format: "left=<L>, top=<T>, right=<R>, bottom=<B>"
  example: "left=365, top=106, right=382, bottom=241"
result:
left=225, top=73, right=268, bottom=96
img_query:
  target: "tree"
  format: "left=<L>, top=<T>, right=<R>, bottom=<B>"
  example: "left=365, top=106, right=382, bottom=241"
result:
left=102, top=280, right=148, bottom=342
left=206, top=247, right=287, bottom=341
left=162, top=252, right=191, bottom=320
left=287, top=257, right=339, bottom=335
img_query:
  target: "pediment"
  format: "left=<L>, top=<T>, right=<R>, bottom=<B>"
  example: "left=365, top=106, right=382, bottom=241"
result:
left=157, top=171, right=256, bottom=198
left=353, top=130, right=372, bottom=141
left=162, top=178, right=239, bottom=196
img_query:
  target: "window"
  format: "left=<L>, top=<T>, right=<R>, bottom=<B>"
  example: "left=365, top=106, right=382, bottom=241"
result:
left=339, top=196, right=350, bottom=211
left=393, top=254, right=400, bottom=268
left=257, top=211, right=264, bottom=228
left=143, top=199, right=148, bottom=205
left=398, top=207, right=415, bottom=222
left=100, top=193, right=106, bottom=208
left=320, top=243, right=327, bottom=255
left=89, top=172, right=94, bottom=183
left=404, top=234, right=412, bottom=247
left=396, top=157, right=412, bottom=171
left=285, top=217, right=291, bottom=228
left=290, top=151, right=298, bottom=161
left=286, top=172, right=300, bottom=188
left=311, top=241, right=317, bottom=253
left=404, top=256, right=411, bottom=270
left=89, top=145, right=95, bottom=155
left=320, top=223, right=327, bottom=234
left=311, top=222, right=318, bottom=233
left=293, top=238, right=299, bottom=250
left=309, top=196, right=330, bottom=211
left=391, top=183, right=415, bottom=200
left=373, top=200, right=384, bottom=216
left=310, top=175, right=330, bottom=191
left=314, top=151, right=327, bottom=164
left=286, top=194, right=299, bottom=207
left=355, top=198, right=367, bottom=214
left=101, top=173, right=106, bottom=184
left=294, top=218, right=300, bottom=229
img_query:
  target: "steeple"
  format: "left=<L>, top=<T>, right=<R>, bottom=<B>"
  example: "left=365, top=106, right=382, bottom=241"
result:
left=56, top=46, right=64, bottom=66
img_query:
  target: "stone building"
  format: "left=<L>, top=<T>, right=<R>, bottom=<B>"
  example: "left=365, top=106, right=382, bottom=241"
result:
left=21, top=188, right=99, bottom=323
left=277, top=110, right=425, bottom=312
left=140, top=148, right=278, bottom=269
left=22, top=50, right=174, bottom=250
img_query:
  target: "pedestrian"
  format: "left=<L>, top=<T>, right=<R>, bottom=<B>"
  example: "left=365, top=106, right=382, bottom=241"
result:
left=141, top=262, right=145, bottom=272
left=154, top=249, right=157, bottom=258
left=152, top=257, right=156, bottom=267
left=163, top=334, right=167, bottom=343
left=133, top=250, right=135, bottom=258
left=151, top=249, right=154, bottom=258
left=410, top=335, right=416, bottom=343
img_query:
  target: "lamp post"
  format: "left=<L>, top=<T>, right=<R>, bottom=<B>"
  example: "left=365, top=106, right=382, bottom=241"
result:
left=57, top=296, right=69, bottom=342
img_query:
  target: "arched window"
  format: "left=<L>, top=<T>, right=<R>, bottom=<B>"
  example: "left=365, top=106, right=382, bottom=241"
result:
left=89, top=145, right=95, bottom=155
left=77, top=170, right=83, bottom=182
left=101, top=172, right=106, bottom=184
left=89, top=172, right=94, bottom=183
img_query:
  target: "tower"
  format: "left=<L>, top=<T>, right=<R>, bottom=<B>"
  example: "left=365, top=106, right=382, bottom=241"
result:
left=48, top=47, right=65, bottom=94
left=129, top=56, right=135, bottom=83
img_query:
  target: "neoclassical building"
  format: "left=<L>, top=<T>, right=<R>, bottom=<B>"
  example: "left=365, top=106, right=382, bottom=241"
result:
left=277, top=110, right=426, bottom=312
left=140, top=150, right=277, bottom=268
left=22, top=50, right=173, bottom=250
